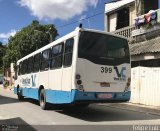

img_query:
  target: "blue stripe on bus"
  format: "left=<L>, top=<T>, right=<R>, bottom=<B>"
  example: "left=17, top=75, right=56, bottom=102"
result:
left=74, top=91, right=131, bottom=101
left=14, top=87, right=131, bottom=104
left=14, top=87, right=39, bottom=100
left=45, top=90, right=73, bottom=104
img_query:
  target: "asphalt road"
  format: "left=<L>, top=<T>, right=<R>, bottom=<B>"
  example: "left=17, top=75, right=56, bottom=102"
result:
left=0, top=87, right=160, bottom=131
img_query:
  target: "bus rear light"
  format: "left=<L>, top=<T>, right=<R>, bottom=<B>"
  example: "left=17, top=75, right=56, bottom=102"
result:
left=128, top=77, right=131, bottom=83
left=78, top=85, right=84, bottom=91
left=127, top=77, right=131, bottom=86
left=124, top=86, right=129, bottom=92
left=127, top=82, right=130, bottom=87
left=77, top=80, right=82, bottom=85
left=125, top=77, right=131, bottom=92
left=76, top=74, right=81, bottom=79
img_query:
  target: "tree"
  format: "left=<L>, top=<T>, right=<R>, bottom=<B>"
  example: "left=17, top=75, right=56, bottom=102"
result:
left=0, top=42, right=6, bottom=73
left=3, top=20, right=58, bottom=67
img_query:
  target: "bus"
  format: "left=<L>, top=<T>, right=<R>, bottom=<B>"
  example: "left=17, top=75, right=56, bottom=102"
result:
left=14, top=27, right=131, bottom=110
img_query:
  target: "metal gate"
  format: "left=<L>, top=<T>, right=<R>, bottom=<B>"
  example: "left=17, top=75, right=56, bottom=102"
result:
left=130, top=67, right=160, bottom=107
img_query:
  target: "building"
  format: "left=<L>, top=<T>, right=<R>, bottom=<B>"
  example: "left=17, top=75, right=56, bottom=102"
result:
left=105, top=0, right=160, bottom=67
left=105, top=0, right=160, bottom=107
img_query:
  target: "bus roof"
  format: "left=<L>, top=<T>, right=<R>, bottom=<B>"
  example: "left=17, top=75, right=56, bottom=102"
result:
left=17, top=27, right=127, bottom=64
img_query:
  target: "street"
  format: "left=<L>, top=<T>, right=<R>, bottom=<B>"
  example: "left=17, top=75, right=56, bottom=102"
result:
left=0, top=87, right=160, bottom=131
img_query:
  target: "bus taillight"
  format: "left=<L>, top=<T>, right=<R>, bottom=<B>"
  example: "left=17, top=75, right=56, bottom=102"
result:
left=76, top=74, right=81, bottom=79
left=76, top=74, right=84, bottom=91
left=125, top=77, right=131, bottom=92
left=77, top=80, right=82, bottom=85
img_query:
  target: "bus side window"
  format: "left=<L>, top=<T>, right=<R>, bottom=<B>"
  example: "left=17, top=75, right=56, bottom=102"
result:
left=33, top=53, right=41, bottom=73
left=27, top=57, right=34, bottom=73
left=21, top=60, right=28, bottom=75
left=50, top=43, right=64, bottom=69
left=41, top=49, right=50, bottom=71
left=63, top=38, right=74, bottom=67
left=18, top=62, right=22, bottom=75
left=20, top=61, right=23, bottom=75
left=15, top=65, right=18, bottom=80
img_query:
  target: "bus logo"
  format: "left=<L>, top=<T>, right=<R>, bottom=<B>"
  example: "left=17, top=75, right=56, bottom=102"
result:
left=114, top=67, right=126, bottom=81
left=31, top=74, right=36, bottom=87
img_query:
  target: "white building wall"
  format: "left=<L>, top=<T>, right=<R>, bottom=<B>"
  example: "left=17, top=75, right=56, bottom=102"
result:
left=105, top=0, right=135, bottom=13
left=109, top=13, right=117, bottom=32
left=130, top=67, right=160, bottom=107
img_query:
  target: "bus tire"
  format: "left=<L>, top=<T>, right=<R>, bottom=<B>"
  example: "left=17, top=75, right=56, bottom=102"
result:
left=39, top=89, right=48, bottom=110
left=17, top=87, right=24, bottom=101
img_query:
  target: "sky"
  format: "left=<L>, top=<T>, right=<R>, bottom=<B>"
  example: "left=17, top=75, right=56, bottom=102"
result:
left=0, top=0, right=111, bottom=44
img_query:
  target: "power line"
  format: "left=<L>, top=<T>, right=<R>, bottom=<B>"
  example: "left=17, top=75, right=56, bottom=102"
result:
left=56, top=11, right=104, bottom=29
left=56, top=0, right=136, bottom=29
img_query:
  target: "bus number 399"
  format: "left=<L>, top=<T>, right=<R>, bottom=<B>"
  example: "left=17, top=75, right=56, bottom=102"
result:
left=101, top=67, right=112, bottom=73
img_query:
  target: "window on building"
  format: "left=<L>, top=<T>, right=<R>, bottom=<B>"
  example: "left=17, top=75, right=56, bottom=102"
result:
left=63, top=38, right=74, bottom=67
left=50, top=43, right=63, bottom=69
left=144, top=0, right=158, bottom=13
left=116, top=8, right=129, bottom=30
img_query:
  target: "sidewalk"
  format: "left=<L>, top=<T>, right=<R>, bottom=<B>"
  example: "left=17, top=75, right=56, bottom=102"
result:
left=100, top=102, right=160, bottom=116
left=0, top=84, right=3, bottom=88
left=0, top=84, right=14, bottom=91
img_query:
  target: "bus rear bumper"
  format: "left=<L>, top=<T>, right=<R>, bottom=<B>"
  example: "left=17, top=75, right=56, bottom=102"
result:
left=72, top=90, right=131, bottom=103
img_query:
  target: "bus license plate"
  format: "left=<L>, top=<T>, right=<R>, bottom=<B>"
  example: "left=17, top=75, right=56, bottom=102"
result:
left=97, top=94, right=113, bottom=99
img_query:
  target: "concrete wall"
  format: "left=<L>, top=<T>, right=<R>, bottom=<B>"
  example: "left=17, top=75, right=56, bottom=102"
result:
left=130, top=67, right=160, bottom=107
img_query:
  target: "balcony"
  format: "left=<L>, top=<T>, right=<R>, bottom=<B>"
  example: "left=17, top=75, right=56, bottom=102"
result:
left=112, top=25, right=135, bottom=39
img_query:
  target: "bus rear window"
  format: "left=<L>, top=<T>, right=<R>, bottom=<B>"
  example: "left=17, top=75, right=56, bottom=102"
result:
left=78, top=31, right=130, bottom=65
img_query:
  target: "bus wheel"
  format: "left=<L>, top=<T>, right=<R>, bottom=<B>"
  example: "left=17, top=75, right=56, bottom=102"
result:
left=17, top=88, right=24, bottom=101
left=39, top=89, right=48, bottom=110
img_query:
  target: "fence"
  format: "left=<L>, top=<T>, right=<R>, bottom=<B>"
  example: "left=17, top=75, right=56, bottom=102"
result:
left=112, top=25, right=135, bottom=38
left=130, top=67, right=160, bottom=107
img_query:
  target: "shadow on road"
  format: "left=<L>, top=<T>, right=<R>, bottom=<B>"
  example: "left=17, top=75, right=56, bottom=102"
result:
left=48, top=104, right=160, bottom=122
left=18, top=98, right=160, bottom=122
left=0, top=95, right=20, bottom=105
left=0, top=117, right=36, bottom=131
left=22, top=98, right=39, bottom=105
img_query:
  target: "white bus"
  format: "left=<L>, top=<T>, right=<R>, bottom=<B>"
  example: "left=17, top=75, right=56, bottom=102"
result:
left=14, top=27, right=131, bottom=109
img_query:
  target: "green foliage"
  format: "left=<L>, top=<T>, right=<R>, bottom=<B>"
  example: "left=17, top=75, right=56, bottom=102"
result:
left=0, top=68, right=2, bottom=74
left=3, top=20, right=58, bottom=67
left=0, top=42, right=6, bottom=70
left=3, top=80, right=9, bottom=88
